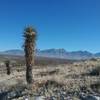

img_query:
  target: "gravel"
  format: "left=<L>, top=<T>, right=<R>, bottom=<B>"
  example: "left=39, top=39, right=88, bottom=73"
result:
left=0, top=80, right=99, bottom=100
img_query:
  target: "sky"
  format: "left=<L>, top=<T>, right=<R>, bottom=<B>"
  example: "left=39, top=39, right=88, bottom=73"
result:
left=0, top=0, right=100, bottom=53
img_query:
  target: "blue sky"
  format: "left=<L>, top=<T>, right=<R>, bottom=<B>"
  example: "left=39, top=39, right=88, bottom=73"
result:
left=0, top=0, right=100, bottom=53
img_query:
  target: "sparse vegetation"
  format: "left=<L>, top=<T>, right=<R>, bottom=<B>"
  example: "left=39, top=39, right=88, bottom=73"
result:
left=0, top=58, right=100, bottom=99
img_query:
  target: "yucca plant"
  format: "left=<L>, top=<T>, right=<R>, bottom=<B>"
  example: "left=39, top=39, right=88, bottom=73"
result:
left=5, top=60, right=10, bottom=75
left=23, top=26, right=37, bottom=84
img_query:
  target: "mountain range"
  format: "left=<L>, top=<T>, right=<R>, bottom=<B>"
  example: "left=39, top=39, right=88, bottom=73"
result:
left=0, top=49, right=100, bottom=59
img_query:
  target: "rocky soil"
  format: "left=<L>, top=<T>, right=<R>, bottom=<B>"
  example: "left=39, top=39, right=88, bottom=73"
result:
left=0, top=59, right=100, bottom=100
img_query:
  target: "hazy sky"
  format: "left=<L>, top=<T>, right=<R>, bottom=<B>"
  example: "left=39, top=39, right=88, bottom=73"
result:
left=0, top=0, right=100, bottom=53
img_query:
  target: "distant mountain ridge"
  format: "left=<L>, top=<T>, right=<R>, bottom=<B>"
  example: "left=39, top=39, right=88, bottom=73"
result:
left=0, top=49, right=99, bottom=59
left=1, top=49, right=24, bottom=55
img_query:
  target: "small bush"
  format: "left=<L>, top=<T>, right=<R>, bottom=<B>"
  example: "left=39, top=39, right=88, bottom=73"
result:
left=89, top=66, right=100, bottom=76
left=90, top=58, right=97, bottom=61
left=90, top=82, right=100, bottom=93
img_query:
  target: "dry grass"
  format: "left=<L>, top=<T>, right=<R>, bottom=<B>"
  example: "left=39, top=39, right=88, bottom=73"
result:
left=0, top=58, right=100, bottom=94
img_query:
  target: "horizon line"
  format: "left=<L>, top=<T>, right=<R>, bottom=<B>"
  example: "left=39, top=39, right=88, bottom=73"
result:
left=0, top=48, right=100, bottom=54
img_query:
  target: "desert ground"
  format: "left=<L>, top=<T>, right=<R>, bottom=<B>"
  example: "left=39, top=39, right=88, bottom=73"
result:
left=0, top=56, right=100, bottom=100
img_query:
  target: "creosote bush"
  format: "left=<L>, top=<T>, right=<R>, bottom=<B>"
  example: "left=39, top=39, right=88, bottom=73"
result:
left=89, top=66, right=100, bottom=76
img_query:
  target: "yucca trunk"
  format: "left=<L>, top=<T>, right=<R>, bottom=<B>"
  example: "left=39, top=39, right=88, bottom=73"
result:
left=5, top=60, right=10, bottom=75
left=24, top=26, right=36, bottom=84
left=25, top=42, right=33, bottom=84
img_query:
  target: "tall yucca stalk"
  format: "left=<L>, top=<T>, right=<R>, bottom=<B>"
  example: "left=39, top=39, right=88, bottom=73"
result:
left=24, top=26, right=36, bottom=84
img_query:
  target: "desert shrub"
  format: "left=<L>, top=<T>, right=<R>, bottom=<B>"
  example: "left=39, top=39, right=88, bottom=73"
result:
left=90, top=58, right=97, bottom=61
left=90, top=82, right=100, bottom=93
left=89, top=66, right=100, bottom=76
left=36, top=69, right=59, bottom=77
